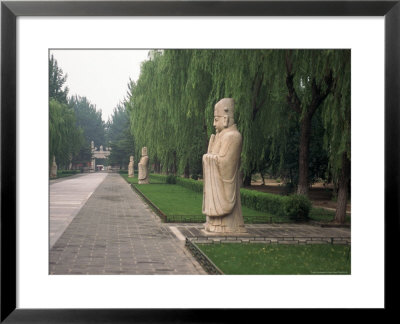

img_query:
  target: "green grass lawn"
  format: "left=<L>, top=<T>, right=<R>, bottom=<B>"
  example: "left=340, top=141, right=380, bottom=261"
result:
left=120, top=173, right=165, bottom=184
left=120, top=173, right=275, bottom=222
left=120, top=173, right=350, bottom=224
left=197, top=243, right=351, bottom=274
left=135, top=183, right=273, bottom=222
left=309, top=207, right=351, bottom=223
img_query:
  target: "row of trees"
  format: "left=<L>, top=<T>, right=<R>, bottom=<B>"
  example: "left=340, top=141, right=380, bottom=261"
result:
left=49, top=55, right=106, bottom=170
left=125, top=49, right=350, bottom=223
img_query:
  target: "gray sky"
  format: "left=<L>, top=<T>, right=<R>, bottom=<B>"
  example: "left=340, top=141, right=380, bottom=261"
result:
left=50, top=49, right=149, bottom=122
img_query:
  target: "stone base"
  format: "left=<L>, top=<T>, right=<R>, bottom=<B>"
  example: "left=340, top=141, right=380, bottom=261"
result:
left=138, top=180, right=149, bottom=184
left=201, top=229, right=251, bottom=237
left=128, top=175, right=134, bottom=178
left=203, top=222, right=247, bottom=235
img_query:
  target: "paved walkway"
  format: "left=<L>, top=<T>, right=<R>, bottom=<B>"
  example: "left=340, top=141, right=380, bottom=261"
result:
left=49, top=173, right=206, bottom=275
left=49, top=172, right=108, bottom=248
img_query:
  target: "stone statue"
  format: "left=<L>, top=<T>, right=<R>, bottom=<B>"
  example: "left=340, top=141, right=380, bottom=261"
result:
left=202, top=98, right=246, bottom=233
left=128, top=155, right=134, bottom=178
left=50, top=155, right=57, bottom=178
left=138, top=147, right=149, bottom=184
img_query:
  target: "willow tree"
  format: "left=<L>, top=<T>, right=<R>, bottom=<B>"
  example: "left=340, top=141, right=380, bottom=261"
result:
left=283, top=50, right=334, bottom=195
left=127, top=50, right=211, bottom=176
left=167, top=50, right=212, bottom=176
left=49, top=99, right=83, bottom=169
left=186, top=49, right=291, bottom=185
left=322, top=50, right=351, bottom=223
left=127, top=52, right=169, bottom=173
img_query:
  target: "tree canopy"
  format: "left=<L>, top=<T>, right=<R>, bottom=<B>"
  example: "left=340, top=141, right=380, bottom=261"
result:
left=124, top=49, right=350, bottom=222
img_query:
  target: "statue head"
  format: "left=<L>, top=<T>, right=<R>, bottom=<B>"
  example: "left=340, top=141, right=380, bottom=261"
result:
left=213, top=98, right=235, bottom=133
left=142, top=147, right=148, bottom=156
left=130, top=156, right=134, bottom=162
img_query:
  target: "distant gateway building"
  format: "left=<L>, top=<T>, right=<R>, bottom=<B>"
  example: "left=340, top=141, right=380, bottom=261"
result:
left=91, top=141, right=110, bottom=171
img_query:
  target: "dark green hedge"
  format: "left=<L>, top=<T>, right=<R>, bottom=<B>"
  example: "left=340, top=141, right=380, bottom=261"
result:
left=240, top=189, right=287, bottom=217
left=241, top=189, right=311, bottom=220
left=175, top=177, right=203, bottom=193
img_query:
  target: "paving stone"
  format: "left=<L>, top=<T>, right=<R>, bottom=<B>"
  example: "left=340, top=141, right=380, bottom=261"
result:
left=50, top=173, right=206, bottom=275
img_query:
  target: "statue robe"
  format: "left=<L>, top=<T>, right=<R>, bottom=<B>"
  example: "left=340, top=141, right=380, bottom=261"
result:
left=128, top=158, right=134, bottom=177
left=138, top=156, right=149, bottom=184
left=202, top=124, right=246, bottom=233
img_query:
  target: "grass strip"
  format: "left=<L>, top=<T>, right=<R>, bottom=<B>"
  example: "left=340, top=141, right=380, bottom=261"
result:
left=197, top=243, right=351, bottom=275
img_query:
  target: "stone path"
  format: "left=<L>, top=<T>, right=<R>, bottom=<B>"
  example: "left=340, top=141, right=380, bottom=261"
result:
left=49, top=172, right=108, bottom=249
left=49, top=173, right=206, bottom=275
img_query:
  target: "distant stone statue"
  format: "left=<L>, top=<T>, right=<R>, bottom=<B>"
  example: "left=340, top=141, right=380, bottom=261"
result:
left=202, top=98, right=246, bottom=233
left=100, top=145, right=103, bottom=151
left=128, top=156, right=134, bottom=178
left=138, top=147, right=149, bottom=184
left=50, top=155, right=57, bottom=178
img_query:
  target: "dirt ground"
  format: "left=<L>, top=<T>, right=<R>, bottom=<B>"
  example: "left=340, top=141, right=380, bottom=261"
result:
left=247, top=179, right=351, bottom=213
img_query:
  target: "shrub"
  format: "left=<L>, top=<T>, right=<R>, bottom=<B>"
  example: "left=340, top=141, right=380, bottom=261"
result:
left=148, top=174, right=167, bottom=183
left=284, top=194, right=312, bottom=221
left=191, top=174, right=199, bottom=180
left=240, top=189, right=287, bottom=217
left=166, top=174, right=177, bottom=184
left=175, top=177, right=203, bottom=193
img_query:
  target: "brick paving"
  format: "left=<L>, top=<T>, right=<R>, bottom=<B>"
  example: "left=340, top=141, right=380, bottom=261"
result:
left=49, top=173, right=206, bottom=275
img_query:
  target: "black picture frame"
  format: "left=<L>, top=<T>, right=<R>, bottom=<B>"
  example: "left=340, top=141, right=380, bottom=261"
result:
left=1, top=0, right=398, bottom=322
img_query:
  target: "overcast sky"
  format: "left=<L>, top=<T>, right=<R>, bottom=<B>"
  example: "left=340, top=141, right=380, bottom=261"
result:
left=50, top=49, right=150, bottom=122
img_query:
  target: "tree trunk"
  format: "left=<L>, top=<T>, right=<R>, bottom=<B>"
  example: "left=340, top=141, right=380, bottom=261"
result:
left=155, top=160, right=161, bottom=173
left=184, top=162, right=190, bottom=178
left=172, top=151, right=177, bottom=176
left=243, top=174, right=252, bottom=187
left=260, top=172, right=265, bottom=186
left=239, top=170, right=244, bottom=188
left=335, top=153, right=350, bottom=224
left=297, top=115, right=311, bottom=195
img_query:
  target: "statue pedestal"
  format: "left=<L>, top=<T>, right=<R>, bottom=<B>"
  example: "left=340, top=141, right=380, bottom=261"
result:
left=201, top=229, right=250, bottom=237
